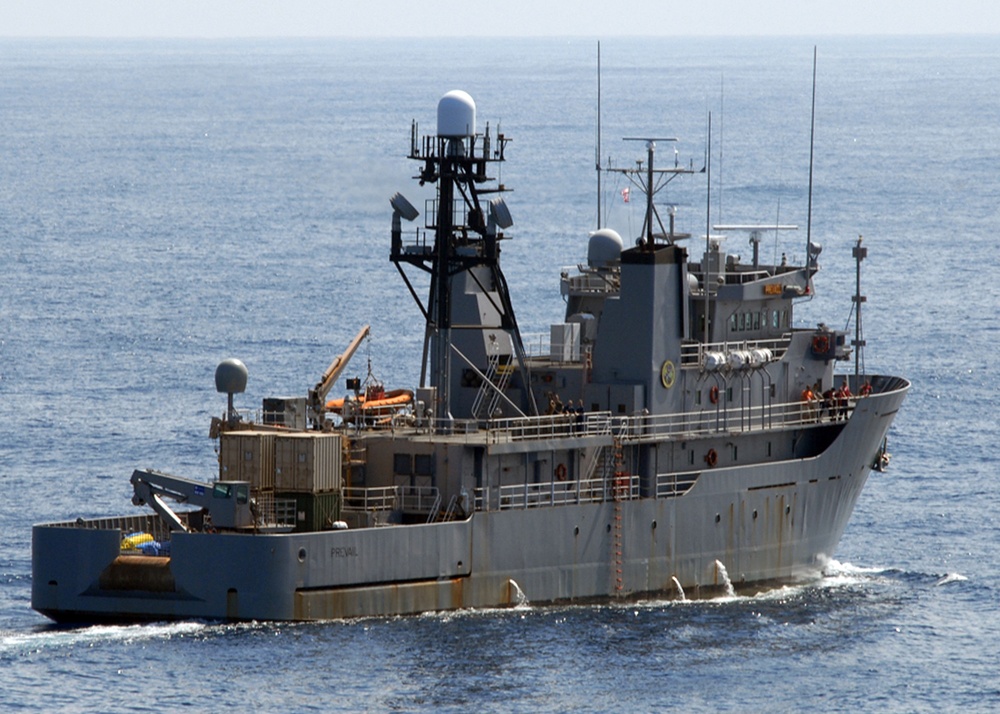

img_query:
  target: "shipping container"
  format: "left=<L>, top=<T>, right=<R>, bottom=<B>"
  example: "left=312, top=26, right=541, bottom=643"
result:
left=274, top=433, right=342, bottom=493
left=218, top=430, right=276, bottom=490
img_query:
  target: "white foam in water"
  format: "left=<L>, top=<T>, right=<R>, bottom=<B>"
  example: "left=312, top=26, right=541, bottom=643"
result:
left=935, top=573, right=968, bottom=586
left=817, top=558, right=889, bottom=589
left=0, top=621, right=208, bottom=657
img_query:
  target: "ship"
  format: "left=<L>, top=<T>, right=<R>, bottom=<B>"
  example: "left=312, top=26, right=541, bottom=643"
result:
left=32, top=89, right=909, bottom=623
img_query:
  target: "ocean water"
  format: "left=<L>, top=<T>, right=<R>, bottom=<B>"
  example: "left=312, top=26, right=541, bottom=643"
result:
left=2, top=36, right=999, bottom=711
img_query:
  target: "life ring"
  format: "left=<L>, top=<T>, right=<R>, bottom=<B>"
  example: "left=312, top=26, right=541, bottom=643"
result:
left=812, top=334, right=830, bottom=354
left=705, top=448, right=718, bottom=467
left=555, top=463, right=568, bottom=481
left=709, top=386, right=719, bottom=404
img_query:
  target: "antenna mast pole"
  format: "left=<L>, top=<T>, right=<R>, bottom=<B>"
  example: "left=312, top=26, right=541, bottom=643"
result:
left=853, top=236, right=867, bottom=378
left=806, top=46, right=817, bottom=277
left=596, top=41, right=602, bottom=229
left=704, top=111, right=712, bottom=343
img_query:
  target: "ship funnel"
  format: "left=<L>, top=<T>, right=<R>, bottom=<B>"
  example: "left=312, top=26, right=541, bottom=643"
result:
left=437, top=90, right=476, bottom=138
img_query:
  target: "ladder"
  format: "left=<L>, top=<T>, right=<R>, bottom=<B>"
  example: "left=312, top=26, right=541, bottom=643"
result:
left=472, top=348, right=512, bottom=420
left=611, top=436, right=626, bottom=596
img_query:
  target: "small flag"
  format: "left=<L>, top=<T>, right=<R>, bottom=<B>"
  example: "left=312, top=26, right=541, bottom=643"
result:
left=621, top=187, right=630, bottom=203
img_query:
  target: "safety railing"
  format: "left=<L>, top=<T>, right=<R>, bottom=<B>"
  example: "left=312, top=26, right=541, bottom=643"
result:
left=397, top=393, right=858, bottom=446
left=655, top=471, right=701, bottom=498
left=485, top=411, right=615, bottom=444
left=474, top=473, right=639, bottom=512
left=399, top=485, right=440, bottom=515
left=50, top=513, right=176, bottom=542
left=341, top=485, right=399, bottom=512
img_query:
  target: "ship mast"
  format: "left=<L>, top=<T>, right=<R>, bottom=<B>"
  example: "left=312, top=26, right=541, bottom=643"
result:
left=390, top=91, right=536, bottom=423
left=853, top=235, right=867, bottom=378
left=611, top=137, right=691, bottom=248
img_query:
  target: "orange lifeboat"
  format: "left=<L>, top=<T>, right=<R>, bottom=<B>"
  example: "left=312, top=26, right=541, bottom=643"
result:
left=326, top=387, right=413, bottom=417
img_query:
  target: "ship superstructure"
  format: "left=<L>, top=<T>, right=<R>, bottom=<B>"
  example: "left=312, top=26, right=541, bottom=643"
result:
left=32, top=90, right=909, bottom=623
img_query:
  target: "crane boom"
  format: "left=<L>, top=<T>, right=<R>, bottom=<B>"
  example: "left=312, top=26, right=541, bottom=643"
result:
left=308, top=325, right=370, bottom=423
left=130, top=469, right=254, bottom=532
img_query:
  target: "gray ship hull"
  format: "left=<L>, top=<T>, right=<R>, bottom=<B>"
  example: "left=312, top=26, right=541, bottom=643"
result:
left=32, top=379, right=907, bottom=623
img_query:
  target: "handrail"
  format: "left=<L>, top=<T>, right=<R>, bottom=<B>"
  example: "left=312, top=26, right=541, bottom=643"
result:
left=473, top=474, right=639, bottom=512
left=341, top=486, right=398, bottom=512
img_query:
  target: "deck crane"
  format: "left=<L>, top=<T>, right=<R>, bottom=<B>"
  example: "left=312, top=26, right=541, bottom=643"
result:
left=307, top=325, right=370, bottom=426
left=130, top=468, right=254, bottom=532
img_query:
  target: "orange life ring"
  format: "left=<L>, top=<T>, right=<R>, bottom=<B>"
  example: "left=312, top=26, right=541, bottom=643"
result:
left=812, top=334, right=830, bottom=354
left=705, top=448, right=718, bottom=467
left=709, top=386, right=719, bottom=404
left=555, top=463, right=568, bottom=481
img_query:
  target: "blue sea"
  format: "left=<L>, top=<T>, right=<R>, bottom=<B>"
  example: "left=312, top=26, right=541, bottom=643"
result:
left=2, top=35, right=999, bottom=711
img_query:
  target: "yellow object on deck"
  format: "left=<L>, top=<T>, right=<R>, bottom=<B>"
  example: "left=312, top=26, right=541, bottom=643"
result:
left=120, top=532, right=154, bottom=552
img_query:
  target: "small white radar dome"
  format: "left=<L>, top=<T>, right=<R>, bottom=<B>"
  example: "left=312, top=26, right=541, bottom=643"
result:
left=215, top=358, right=248, bottom=394
left=587, top=228, right=624, bottom=268
left=438, top=90, right=476, bottom=138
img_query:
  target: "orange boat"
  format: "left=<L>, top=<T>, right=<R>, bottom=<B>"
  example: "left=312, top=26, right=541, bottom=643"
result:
left=326, top=388, right=413, bottom=417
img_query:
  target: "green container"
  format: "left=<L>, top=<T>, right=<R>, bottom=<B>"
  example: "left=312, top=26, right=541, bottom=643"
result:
left=275, top=491, right=341, bottom=532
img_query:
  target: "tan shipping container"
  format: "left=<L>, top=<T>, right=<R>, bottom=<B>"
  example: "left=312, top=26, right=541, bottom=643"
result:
left=218, top=430, right=276, bottom=491
left=274, top=433, right=342, bottom=493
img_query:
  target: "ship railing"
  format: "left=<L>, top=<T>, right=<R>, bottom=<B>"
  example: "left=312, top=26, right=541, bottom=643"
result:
left=398, top=485, right=440, bottom=516
left=413, top=394, right=852, bottom=447
left=615, top=397, right=848, bottom=443
left=340, top=484, right=442, bottom=518
left=272, top=496, right=298, bottom=527
left=522, top=332, right=549, bottom=358
left=49, top=513, right=178, bottom=543
left=474, top=473, right=639, bottom=512
left=521, top=331, right=587, bottom=361
left=485, top=411, right=614, bottom=444
left=655, top=471, right=701, bottom=498
left=562, top=270, right=620, bottom=295
left=341, top=485, right=399, bottom=513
